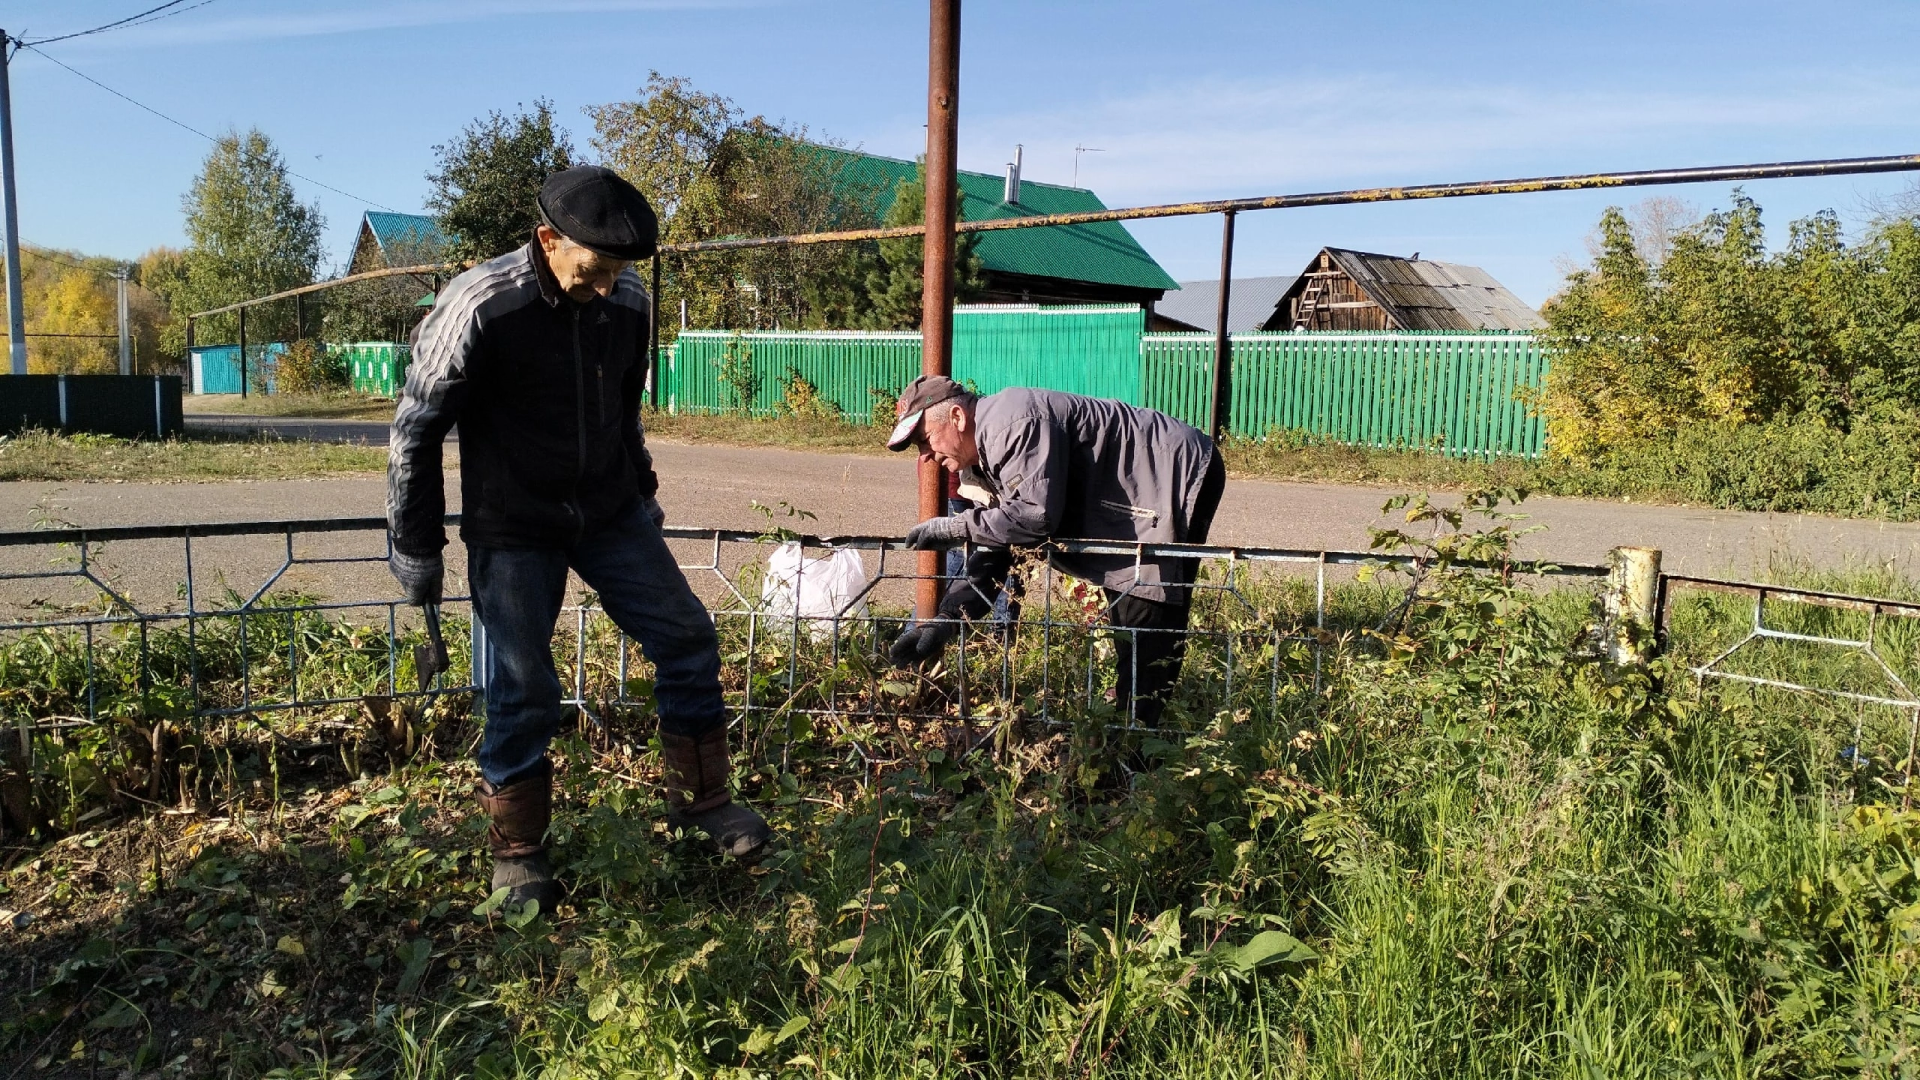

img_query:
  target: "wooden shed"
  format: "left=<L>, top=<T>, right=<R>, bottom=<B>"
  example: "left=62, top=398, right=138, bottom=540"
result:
left=1273, top=248, right=1543, bottom=332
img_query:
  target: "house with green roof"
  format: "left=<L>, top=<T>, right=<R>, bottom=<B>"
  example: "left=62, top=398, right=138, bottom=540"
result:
left=812, top=146, right=1177, bottom=308
left=348, top=212, right=449, bottom=274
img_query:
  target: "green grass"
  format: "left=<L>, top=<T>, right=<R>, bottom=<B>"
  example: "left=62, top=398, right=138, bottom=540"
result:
left=0, top=429, right=398, bottom=483
left=2, top=501, right=1917, bottom=1077
left=183, top=392, right=398, bottom=421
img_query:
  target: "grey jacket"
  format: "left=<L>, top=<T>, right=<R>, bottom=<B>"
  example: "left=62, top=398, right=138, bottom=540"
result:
left=954, top=388, right=1215, bottom=600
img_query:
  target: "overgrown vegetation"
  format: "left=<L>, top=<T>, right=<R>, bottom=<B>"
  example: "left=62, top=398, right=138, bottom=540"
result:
left=1540, top=192, right=1920, bottom=464
left=3, top=495, right=1917, bottom=1076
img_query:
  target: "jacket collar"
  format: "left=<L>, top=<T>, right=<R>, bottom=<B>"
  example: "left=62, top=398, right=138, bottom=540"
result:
left=527, top=230, right=566, bottom=308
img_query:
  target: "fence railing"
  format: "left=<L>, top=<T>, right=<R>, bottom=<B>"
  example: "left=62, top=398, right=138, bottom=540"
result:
left=0, top=517, right=1610, bottom=742
left=5, top=516, right=1918, bottom=800
left=664, top=322, right=1548, bottom=457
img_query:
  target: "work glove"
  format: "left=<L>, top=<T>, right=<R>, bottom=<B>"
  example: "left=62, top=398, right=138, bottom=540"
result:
left=642, top=497, right=666, bottom=530
left=389, top=549, right=444, bottom=607
left=890, top=619, right=960, bottom=668
left=903, top=516, right=968, bottom=550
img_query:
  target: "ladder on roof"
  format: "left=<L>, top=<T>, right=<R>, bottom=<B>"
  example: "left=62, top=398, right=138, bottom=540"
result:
left=1293, top=279, right=1326, bottom=330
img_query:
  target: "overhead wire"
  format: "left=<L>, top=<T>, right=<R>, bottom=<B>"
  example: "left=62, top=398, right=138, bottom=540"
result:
left=18, top=0, right=203, bottom=48
left=15, top=42, right=400, bottom=212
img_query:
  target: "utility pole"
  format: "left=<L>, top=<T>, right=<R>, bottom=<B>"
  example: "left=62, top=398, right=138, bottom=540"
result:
left=916, top=0, right=960, bottom=621
left=0, top=33, right=26, bottom=375
left=116, top=266, right=131, bottom=375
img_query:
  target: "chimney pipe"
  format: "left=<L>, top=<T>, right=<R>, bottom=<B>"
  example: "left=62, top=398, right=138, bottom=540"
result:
left=1004, top=144, right=1022, bottom=204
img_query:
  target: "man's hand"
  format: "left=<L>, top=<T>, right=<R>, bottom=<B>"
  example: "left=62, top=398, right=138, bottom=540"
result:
left=903, top=516, right=968, bottom=550
left=889, top=619, right=959, bottom=668
left=642, top=497, right=666, bottom=529
left=389, top=549, right=444, bottom=607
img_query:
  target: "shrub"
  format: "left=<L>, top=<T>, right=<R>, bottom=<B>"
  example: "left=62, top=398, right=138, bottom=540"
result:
left=268, top=339, right=348, bottom=395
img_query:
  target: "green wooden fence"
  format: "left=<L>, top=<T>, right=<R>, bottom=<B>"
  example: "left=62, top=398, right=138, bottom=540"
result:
left=667, top=331, right=921, bottom=420
left=1141, top=332, right=1547, bottom=457
left=666, top=319, right=1548, bottom=458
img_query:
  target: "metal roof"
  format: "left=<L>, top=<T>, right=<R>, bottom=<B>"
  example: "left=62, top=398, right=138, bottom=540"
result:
left=1153, top=276, right=1298, bottom=332
left=362, top=212, right=448, bottom=258
left=1314, top=248, right=1542, bottom=331
left=811, top=146, right=1177, bottom=293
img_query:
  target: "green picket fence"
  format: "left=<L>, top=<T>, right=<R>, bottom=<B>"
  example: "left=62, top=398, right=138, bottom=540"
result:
left=667, top=331, right=921, bottom=420
left=666, top=318, right=1548, bottom=458
left=1142, top=332, right=1547, bottom=457
left=336, top=342, right=413, bottom=397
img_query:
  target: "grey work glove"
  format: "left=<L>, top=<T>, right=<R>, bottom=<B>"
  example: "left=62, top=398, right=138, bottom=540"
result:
left=389, top=548, right=444, bottom=607
left=642, top=496, right=666, bottom=529
left=890, top=619, right=959, bottom=668
left=903, top=515, right=968, bottom=550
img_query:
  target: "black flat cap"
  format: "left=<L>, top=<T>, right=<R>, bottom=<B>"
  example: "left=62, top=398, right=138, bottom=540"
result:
left=537, top=166, right=658, bottom=261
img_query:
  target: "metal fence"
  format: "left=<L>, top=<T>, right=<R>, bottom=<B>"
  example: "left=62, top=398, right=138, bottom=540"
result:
left=666, top=330, right=919, bottom=420
left=6, top=517, right=1916, bottom=792
left=0, top=517, right=1617, bottom=743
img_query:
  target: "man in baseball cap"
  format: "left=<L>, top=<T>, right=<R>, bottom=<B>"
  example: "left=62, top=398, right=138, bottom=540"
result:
left=388, top=166, right=771, bottom=914
left=887, top=379, right=1228, bottom=726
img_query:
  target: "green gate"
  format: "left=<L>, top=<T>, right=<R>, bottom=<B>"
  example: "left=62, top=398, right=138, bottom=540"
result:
left=336, top=343, right=413, bottom=397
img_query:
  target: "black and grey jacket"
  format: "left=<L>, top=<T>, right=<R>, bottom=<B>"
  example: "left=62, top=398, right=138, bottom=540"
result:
left=948, top=387, right=1214, bottom=603
left=387, top=237, right=657, bottom=555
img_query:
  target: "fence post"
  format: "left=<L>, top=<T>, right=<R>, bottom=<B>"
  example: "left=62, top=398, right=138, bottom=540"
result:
left=1209, top=209, right=1236, bottom=443
left=237, top=306, right=248, bottom=400
left=916, top=0, right=961, bottom=621
left=1603, top=546, right=1662, bottom=667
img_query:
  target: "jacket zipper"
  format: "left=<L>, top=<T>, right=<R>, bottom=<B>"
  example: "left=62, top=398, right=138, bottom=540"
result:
left=570, top=307, right=587, bottom=538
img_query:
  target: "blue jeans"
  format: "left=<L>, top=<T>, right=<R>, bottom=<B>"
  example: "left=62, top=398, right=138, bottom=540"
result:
left=468, top=502, right=725, bottom=787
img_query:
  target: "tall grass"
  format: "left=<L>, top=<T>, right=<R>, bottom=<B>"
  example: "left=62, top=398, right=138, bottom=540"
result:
left=3, top=496, right=1918, bottom=1077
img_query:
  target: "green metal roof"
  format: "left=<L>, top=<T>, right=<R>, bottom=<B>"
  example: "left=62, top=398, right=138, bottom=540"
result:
left=810, top=146, right=1176, bottom=293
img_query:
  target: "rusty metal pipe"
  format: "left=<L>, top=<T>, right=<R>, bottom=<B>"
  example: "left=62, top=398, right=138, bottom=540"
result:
left=189, top=154, right=1920, bottom=319
left=1210, top=210, right=1236, bottom=443
left=916, top=0, right=961, bottom=621
left=658, top=152, right=1920, bottom=255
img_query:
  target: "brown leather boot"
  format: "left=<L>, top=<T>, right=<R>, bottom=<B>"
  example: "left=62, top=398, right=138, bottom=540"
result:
left=476, top=759, right=563, bottom=913
left=660, top=728, right=772, bottom=859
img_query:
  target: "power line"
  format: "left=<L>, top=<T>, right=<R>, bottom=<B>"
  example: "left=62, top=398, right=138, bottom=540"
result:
left=19, top=0, right=203, bottom=48
left=15, top=41, right=401, bottom=213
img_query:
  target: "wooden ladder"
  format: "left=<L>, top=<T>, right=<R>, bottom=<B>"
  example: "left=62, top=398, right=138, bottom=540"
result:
left=1293, top=279, right=1326, bottom=329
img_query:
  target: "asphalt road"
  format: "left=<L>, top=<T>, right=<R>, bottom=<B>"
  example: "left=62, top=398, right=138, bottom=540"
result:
left=4, top=419, right=1917, bottom=616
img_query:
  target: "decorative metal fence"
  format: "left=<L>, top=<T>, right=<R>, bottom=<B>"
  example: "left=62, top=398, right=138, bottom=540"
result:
left=5, top=516, right=1919, bottom=802
left=0, top=517, right=1615, bottom=742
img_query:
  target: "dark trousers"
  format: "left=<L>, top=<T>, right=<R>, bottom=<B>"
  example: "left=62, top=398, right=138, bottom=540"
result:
left=468, top=502, right=725, bottom=787
left=1106, top=449, right=1229, bottom=725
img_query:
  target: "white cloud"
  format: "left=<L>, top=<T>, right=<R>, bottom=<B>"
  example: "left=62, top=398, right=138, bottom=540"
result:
left=956, top=69, right=1920, bottom=204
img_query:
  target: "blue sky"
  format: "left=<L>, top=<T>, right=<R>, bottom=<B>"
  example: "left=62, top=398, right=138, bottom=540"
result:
left=1, top=0, right=1917, bottom=305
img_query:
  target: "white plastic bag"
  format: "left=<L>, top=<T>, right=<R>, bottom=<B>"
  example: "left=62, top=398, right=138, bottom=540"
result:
left=760, top=541, right=869, bottom=639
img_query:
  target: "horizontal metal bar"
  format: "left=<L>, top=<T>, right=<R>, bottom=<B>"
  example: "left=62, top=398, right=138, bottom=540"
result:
left=1695, top=667, right=1920, bottom=709
left=183, top=153, right=1920, bottom=311
left=0, top=515, right=1609, bottom=578
left=1753, top=627, right=1872, bottom=649
left=188, top=263, right=454, bottom=320
left=663, top=153, right=1920, bottom=254
left=1663, top=574, right=1920, bottom=617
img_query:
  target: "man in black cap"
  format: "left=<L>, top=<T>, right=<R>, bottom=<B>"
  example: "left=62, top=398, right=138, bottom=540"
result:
left=885, top=376, right=1228, bottom=726
left=388, top=166, right=771, bottom=912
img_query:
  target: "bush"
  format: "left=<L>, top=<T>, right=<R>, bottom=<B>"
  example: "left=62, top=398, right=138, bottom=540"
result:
left=268, top=339, right=348, bottom=395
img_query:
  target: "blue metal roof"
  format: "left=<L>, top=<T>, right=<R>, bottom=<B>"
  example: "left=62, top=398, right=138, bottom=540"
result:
left=362, top=212, right=447, bottom=257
